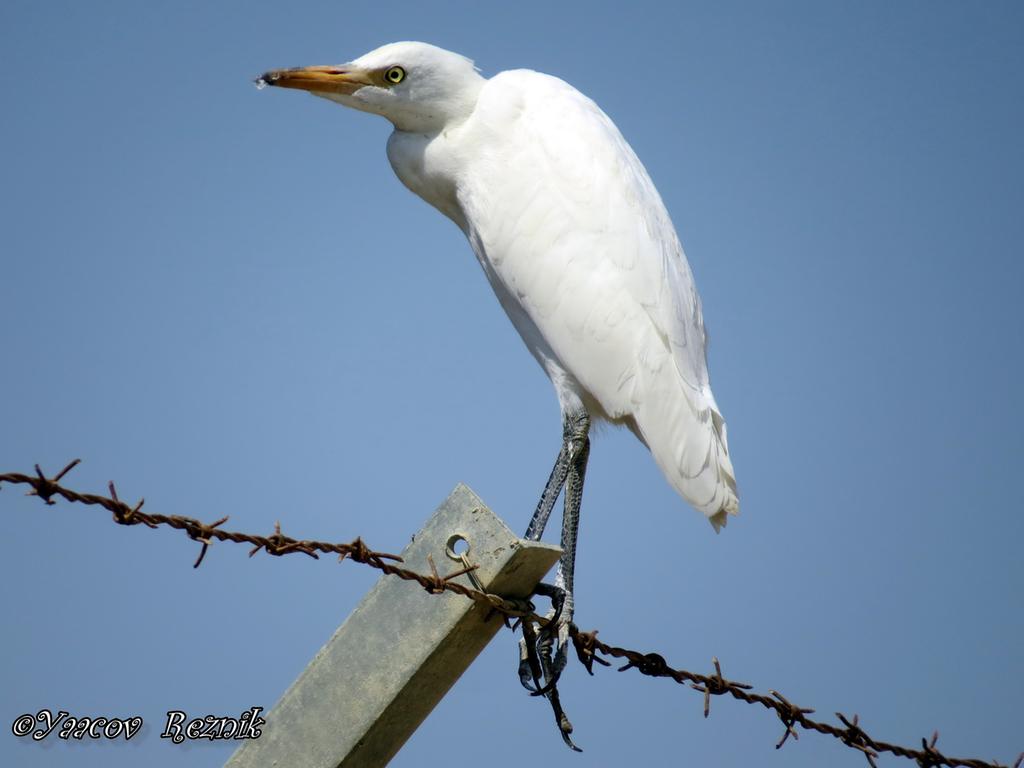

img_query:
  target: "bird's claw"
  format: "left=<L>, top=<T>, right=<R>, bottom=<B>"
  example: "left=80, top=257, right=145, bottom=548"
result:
left=518, top=612, right=561, bottom=696
left=532, top=583, right=573, bottom=693
left=515, top=583, right=581, bottom=750
left=518, top=621, right=544, bottom=693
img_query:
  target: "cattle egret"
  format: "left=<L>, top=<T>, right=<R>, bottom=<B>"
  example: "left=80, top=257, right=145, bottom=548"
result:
left=260, top=41, right=738, bottom=746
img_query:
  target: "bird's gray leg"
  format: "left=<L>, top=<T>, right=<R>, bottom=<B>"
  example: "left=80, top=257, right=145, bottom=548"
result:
left=518, top=411, right=586, bottom=687
left=537, top=410, right=590, bottom=690
left=520, top=411, right=589, bottom=686
left=518, top=434, right=570, bottom=693
left=524, top=442, right=569, bottom=541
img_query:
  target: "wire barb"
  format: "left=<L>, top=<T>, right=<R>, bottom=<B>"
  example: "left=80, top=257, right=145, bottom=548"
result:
left=918, top=732, right=944, bottom=768
left=24, top=459, right=81, bottom=504
left=2, top=460, right=1019, bottom=768
left=837, top=713, right=880, bottom=768
left=689, top=656, right=751, bottom=718
left=190, top=515, right=229, bottom=568
left=770, top=689, right=814, bottom=749
left=571, top=629, right=610, bottom=676
left=617, top=652, right=670, bottom=677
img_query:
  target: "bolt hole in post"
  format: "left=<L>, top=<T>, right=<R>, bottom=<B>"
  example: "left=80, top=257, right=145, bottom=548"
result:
left=445, top=533, right=485, bottom=591
left=445, top=533, right=470, bottom=560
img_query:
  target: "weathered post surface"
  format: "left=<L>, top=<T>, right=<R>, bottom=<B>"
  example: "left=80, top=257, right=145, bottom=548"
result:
left=226, top=483, right=561, bottom=768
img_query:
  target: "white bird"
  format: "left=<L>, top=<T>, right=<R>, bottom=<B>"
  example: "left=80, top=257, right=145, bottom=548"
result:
left=260, top=41, right=738, bottom=742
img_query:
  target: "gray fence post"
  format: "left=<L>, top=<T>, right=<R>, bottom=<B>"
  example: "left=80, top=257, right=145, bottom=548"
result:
left=226, top=483, right=561, bottom=768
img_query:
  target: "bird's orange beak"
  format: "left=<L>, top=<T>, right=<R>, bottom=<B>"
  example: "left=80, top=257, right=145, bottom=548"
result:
left=257, top=65, right=374, bottom=95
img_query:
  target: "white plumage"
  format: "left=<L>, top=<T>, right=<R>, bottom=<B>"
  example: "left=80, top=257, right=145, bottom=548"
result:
left=367, top=43, right=738, bottom=528
left=262, top=41, right=736, bottom=527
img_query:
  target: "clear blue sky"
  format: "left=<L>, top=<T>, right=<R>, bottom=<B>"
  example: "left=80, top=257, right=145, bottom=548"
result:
left=2, top=1, right=1021, bottom=766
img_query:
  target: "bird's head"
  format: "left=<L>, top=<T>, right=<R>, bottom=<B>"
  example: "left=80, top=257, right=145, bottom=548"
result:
left=258, top=41, right=485, bottom=133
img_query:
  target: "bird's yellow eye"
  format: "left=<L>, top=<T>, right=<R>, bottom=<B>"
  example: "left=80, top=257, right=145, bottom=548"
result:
left=384, top=66, right=405, bottom=85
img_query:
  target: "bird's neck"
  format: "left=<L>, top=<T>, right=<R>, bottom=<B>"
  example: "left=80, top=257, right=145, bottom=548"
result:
left=387, top=129, right=468, bottom=230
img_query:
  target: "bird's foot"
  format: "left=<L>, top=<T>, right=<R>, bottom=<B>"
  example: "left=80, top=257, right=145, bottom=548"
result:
left=518, top=582, right=572, bottom=694
left=518, top=618, right=544, bottom=692
left=516, top=583, right=581, bottom=751
left=535, top=582, right=574, bottom=694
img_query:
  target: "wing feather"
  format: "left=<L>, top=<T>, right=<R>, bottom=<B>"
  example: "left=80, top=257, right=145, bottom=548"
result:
left=458, top=70, right=738, bottom=524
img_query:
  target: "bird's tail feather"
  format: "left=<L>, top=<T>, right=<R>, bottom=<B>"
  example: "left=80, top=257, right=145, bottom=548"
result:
left=631, top=360, right=738, bottom=531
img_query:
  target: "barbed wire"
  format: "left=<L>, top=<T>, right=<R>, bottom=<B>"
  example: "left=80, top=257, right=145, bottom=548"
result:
left=2, top=460, right=1020, bottom=768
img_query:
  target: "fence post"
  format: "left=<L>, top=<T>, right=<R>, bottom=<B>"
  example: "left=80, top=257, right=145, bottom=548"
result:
left=226, top=483, right=561, bottom=768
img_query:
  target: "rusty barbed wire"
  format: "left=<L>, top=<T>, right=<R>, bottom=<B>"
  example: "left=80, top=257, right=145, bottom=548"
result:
left=0, top=460, right=535, bottom=618
left=2, top=460, right=1021, bottom=768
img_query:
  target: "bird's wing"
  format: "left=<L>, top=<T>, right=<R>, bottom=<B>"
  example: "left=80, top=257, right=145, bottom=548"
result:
left=459, top=70, right=738, bottom=525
